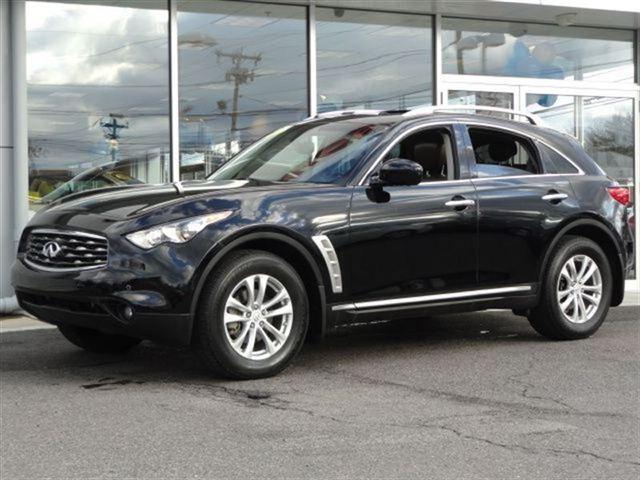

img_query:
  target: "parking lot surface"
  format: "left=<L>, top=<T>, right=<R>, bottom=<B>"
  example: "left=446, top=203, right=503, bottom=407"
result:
left=1, top=307, right=639, bottom=479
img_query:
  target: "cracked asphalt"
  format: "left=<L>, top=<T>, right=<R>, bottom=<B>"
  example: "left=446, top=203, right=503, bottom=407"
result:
left=1, top=307, right=639, bottom=479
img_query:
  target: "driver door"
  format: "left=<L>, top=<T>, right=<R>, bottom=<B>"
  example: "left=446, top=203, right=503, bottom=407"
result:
left=345, top=124, right=478, bottom=304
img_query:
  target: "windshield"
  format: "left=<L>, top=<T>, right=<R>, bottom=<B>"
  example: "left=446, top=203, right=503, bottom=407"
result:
left=208, top=119, right=394, bottom=184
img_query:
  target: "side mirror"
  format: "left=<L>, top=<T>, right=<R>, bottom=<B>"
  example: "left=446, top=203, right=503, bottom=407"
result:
left=378, top=158, right=423, bottom=186
left=366, top=158, right=423, bottom=203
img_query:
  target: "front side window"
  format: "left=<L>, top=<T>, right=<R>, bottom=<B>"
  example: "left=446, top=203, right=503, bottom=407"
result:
left=468, top=128, right=541, bottom=177
left=384, top=128, right=456, bottom=181
left=210, top=119, right=394, bottom=185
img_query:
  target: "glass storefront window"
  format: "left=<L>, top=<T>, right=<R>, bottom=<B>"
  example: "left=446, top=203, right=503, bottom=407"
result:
left=526, top=95, right=634, bottom=186
left=26, top=1, right=170, bottom=210
left=526, top=94, right=575, bottom=136
left=443, top=18, right=635, bottom=84
left=177, top=1, right=307, bottom=179
left=316, top=8, right=432, bottom=113
left=448, top=89, right=513, bottom=118
left=583, top=97, right=635, bottom=186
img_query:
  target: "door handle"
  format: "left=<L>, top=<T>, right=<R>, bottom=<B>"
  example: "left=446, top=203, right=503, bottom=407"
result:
left=445, top=199, right=476, bottom=209
left=541, top=192, right=568, bottom=202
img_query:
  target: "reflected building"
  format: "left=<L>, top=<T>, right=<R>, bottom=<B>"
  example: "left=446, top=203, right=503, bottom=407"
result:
left=0, top=0, right=639, bottom=300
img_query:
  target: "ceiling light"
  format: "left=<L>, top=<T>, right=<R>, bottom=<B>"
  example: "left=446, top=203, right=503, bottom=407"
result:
left=555, top=12, right=578, bottom=27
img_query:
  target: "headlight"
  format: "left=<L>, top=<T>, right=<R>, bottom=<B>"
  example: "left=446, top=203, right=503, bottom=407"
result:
left=126, top=211, right=233, bottom=249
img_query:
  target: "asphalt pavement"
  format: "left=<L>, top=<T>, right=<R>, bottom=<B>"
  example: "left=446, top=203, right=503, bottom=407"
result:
left=1, top=307, right=639, bottom=479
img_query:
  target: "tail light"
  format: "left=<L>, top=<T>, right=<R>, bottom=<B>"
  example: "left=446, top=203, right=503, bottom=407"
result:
left=607, top=187, right=630, bottom=206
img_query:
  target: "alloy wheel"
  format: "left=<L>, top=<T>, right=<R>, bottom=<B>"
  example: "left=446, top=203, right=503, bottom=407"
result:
left=556, top=254, right=602, bottom=324
left=223, top=274, right=293, bottom=360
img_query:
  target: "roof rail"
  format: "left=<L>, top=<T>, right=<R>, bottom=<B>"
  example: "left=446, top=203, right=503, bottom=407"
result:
left=402, top=105, right=543, bottom=125
left=314, top=109, right=382, bottom=119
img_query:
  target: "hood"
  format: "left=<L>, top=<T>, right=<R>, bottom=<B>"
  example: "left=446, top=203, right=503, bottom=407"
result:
left=38, top=179, right=327, bottom=221
left=42, top=179, right=254, bottom=220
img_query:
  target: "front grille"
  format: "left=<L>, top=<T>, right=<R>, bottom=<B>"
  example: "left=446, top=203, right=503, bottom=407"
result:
left=25, top=229, right=108, bottom=271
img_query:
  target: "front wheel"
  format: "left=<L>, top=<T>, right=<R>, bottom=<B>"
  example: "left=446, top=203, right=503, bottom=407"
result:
left=193, top=250, right=309, bottom=379
left=528, top=236, right=612, bottom=340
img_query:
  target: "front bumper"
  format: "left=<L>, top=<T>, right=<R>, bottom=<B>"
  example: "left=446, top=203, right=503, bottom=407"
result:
left=16, top=288, right=191, bottom=346
left=11, top=251, right=195, bottom=346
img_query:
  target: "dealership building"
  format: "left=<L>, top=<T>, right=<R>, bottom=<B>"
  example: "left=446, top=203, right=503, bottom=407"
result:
left=1, top=0, right=639, bottom=310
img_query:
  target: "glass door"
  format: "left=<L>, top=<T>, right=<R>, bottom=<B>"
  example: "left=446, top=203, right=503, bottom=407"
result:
left=444, top=84, right=517, bottom=119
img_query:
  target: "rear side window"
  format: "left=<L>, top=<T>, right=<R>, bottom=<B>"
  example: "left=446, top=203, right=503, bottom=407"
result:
left=468, top=127, right=541, bottom=177
left=538, top=143, right=580, bottom=174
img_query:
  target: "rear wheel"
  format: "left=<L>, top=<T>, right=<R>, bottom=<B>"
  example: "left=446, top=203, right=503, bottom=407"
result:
left=528, top=236, right=612, bottom=340
left=58, top=325, right=141, bottom=353
left=193, top=250, right=309, bottom=379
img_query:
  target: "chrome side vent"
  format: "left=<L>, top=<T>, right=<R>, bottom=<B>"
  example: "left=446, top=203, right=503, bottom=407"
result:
left=312, top=235, right=343, bottom=294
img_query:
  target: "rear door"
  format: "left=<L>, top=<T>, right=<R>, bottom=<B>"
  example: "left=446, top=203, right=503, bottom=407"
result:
left=461, top=124, right=578, bottom=288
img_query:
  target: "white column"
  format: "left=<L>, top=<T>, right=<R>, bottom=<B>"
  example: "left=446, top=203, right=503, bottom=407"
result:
left=0, top=0, right=15, bottom=300
left=169, top=0, right=180, bottom=182
left=433, top=14, right=442, bottom=105
left=11, top=0, right=28, bottom=244
left=307, top=1, right=317, bottom=117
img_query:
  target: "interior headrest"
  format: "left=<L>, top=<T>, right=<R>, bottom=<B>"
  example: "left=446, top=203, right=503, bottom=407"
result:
left=413, top=143, right=442, bottom=170
left=488, top=141, right=517, bottom=163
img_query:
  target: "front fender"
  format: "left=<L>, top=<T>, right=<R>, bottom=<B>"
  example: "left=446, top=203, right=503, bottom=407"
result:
left=189, top=226, right=327, bottom=316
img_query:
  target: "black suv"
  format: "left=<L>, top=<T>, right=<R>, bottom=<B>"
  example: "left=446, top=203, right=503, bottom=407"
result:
left=12, top=107, right=634, bottom=379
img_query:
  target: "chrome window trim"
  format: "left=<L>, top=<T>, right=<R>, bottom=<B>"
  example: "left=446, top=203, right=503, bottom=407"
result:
left=311, top=234, right=343, bottom=294
left=332, top=285, right=533, bottom=312
left=356, top=120, right=585, bottom=186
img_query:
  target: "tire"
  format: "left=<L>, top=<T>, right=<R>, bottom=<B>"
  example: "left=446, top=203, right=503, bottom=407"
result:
left=58, top=325, right=142, bottom=353
left=528, top=235, right=612, bottom=340
left=193, top=249, right=309, bottom=379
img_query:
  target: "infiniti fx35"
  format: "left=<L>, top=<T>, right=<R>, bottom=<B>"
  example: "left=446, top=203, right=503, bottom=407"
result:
left=12, top=109, right=634, bottom=379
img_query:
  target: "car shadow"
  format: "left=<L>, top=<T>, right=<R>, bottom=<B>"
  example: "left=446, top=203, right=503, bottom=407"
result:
left=1, top=310, right=544, bottom=387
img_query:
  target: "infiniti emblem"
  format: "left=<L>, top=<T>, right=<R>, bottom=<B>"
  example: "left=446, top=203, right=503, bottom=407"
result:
left=42, top=241, right=62, bottom=259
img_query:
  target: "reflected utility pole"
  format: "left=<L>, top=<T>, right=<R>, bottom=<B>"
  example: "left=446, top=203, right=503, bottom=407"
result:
left=100, top=114, right=129, bottom=164
left=215, top=48, right=261, bottom=151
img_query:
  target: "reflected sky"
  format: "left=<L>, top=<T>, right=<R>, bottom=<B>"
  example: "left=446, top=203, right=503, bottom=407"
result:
left=25, top=2, right=636, bottom=198
left=316, top=8, right=433, bottom=112
left=27, top=0, right=170, bottom=183
left=177, top=0, right=308, bottom=176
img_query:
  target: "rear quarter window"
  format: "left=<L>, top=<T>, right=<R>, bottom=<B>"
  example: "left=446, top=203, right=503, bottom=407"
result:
left=538, top=143, right=580, bottom=174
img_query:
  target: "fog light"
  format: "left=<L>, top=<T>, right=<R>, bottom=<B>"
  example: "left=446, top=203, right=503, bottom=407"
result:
left=122, top=305, right=134, bottom=320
